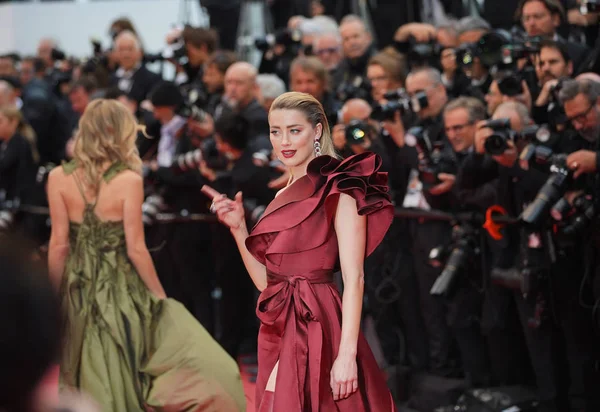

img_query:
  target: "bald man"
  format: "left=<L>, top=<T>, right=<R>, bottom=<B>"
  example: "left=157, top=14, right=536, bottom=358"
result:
left=224, top=62, right=258, bottom=110
left=340, top=98, right=371, bottom=123
left=111, top=30, right=161, bottom=104
left=219, top=62, right=270, bottom=152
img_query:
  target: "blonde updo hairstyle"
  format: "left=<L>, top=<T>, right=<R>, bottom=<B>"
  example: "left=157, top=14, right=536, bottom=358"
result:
left=73, top=99, right=142, bottom=190
left=269, top=91, right=339, bottom=159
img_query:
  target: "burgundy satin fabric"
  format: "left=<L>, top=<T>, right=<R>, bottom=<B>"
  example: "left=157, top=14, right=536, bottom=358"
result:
left=246, top=153, right=397, bottom=411
left=257, top=270, right=332, bottom=411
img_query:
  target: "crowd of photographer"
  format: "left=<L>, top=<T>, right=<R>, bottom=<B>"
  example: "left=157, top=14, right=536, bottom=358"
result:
left=2, top=0, right=600, bottom=410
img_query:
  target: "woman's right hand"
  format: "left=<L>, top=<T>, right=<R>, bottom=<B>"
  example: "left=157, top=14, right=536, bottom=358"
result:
left=213, top=191, right=246, bottom=232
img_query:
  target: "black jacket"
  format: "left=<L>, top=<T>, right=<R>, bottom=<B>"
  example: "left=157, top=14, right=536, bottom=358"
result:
left=152, top=128, right=207, bottom=213
left=21, top=78, right=70, bottom=165
left=111, top=66, right=162, bottom=104
left=217, top=99, right=271, bottom=152
left=0, top=134, right=36, bottom=203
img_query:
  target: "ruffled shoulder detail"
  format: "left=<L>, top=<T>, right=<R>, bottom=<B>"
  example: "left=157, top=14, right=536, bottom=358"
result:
left=246, top=152, right=393, bottom=263
left=307, top=152, right=392, bottom=218
left=309, top=152, right=393, bottom=256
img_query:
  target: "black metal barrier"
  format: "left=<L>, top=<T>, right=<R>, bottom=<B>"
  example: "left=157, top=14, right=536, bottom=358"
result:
left=1, top=205, right=520, bottom=227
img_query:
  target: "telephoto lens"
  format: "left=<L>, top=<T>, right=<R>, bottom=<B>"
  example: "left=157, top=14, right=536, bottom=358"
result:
left=171, top=149, right=203, bottom=173
left=483, top=118, right=513, bottom=155
left=521, top=155, right=571, bottom=227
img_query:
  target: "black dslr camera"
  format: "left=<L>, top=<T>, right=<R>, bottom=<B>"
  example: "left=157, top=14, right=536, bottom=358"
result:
left=344, top=120, right=376, bottom=146
left=370, top=90, right=428, bottom=122
left=476, top=30, right=541, bottom=96
left=144, top=33, right=188, bottom=65
left=455, top=42, right=477, bottom=68
left=483, top=119, right=551, bottom=156
left=394, top=35, right=442, bottom=69
left=429, top=222, right=481, bottom=297
left=406, top=126, right=458, bottom=190
left=337, top=76, right=372, bottom=102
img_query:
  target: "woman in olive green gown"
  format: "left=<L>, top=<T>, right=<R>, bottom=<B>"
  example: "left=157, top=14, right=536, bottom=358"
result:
left=47, top=99, right=246, bottom=412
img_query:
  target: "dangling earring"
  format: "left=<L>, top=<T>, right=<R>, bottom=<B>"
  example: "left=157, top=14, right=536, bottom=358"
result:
left=314, top=139, right=322, bottom=157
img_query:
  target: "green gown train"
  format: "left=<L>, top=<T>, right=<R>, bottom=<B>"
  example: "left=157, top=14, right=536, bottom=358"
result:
left=58, top=160, right=246, bottom=411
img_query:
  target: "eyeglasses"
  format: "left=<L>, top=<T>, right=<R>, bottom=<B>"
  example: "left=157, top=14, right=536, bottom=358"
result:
left=567, top=105, right=594, bottom=126
left=444, top=123, right=473, bottom=134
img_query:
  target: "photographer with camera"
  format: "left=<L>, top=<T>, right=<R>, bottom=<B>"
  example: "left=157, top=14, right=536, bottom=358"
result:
left=289, top=56, right=341, bottom=129
left=461, top=102, right=562, bottom=411
left=386, top=67, right=470, bottom=379
left=143, top=81, right=216, bottom=331
left=366, top=49, right=407, bottom=105
left=420, top=96, right=492, bottom=387
left=331, top=97, right=431, bottom=376
left=335, top=15, right=376, bottom=102
left=441, top=17, right=492, bottom=102
left=166, top=26, right=218, bottom=88
left=532, top=39, right=573, bottom=126
left=560, top=78, right=600, bottom=178
left=486, top=78, right=533, bottom=116
left=517, top=0, right=588, bottom=72
left=215, top=62, right=271, bottom=153
left=202, top=50, right=237, bottom=117
left=198, top=111, right=275, bottom=359
left=331, top=98, right=392, bottom=167
left=466, top=98, right=600, bottom=411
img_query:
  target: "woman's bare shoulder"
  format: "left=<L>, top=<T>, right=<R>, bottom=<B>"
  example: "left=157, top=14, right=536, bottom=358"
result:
left=48, top=165, right=68, bottom=183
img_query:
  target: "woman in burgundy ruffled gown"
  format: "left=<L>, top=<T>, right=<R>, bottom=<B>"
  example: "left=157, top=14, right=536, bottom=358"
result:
left=211, top=91, right=397, bottom=411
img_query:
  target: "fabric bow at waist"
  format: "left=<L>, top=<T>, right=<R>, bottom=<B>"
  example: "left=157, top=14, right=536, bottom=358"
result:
left=256, top=269, right=334, bottom=411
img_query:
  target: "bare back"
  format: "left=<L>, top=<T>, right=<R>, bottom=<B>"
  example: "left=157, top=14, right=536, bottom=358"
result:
left=54, top=163, right=141, bottom=224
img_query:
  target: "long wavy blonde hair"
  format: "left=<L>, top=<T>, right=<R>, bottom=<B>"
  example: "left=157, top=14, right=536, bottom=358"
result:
left=269, top=91, right=339, bottom=159
left=0, top=105, right=39, bottom=163
left=73, top=99, right=142, bottom=191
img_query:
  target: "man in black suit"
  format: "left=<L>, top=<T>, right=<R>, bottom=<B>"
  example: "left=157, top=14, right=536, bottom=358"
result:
left=145, top=81, right=215, bottom=330
left=216, top=61, right=271, bottom=152
left=516, top=0, right=588, bottom=73
left=199, top=111, right=276, bottom=357
left=111, top=30, right=162, bottom=105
